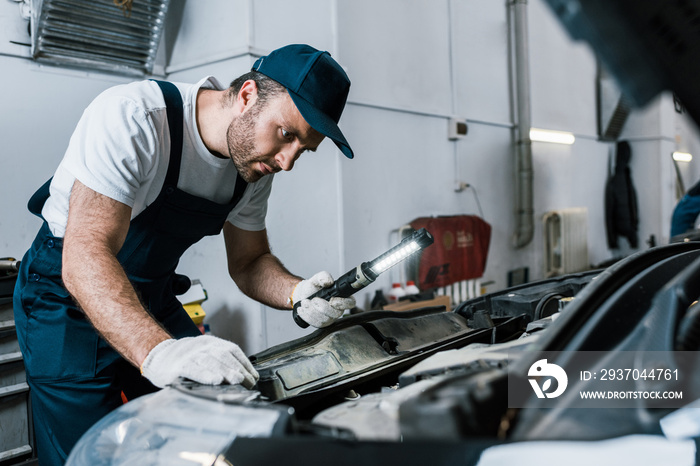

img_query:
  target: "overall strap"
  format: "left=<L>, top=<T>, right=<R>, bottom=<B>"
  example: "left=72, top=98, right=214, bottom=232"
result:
left=151, top=79, right=248, bottom=206
left=27, top=177, right=53, bottom=218
left=230, top=170, right=248, bottom=206
left=151, top=80, right=184, bottom=188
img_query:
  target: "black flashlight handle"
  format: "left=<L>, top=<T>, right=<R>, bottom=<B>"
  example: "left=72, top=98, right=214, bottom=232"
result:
left=292, top=263, right=376, bottom=328
left=291, top=228, right=433, bottom=328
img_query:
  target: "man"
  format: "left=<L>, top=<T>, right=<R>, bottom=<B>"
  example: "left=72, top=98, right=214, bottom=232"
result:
left=671, top=179, right=700, bottom=238
left=13, top=44, right=356, bottom=465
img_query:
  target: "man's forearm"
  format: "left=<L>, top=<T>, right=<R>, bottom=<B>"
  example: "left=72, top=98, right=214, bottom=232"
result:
left=230, top=252, right=301, bottom=310
left=63, top=243, right=172, bottom=367
left=63, top=180, right=171, bottom=368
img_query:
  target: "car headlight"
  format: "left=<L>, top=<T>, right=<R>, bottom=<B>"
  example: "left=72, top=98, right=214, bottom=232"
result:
left=67, top=384, right=291, bottom=466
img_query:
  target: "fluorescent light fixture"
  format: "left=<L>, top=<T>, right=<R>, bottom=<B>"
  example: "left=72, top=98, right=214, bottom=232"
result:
left=530, top=128, right=576, bottom=145
left=673, top=151, right=693, bottom=162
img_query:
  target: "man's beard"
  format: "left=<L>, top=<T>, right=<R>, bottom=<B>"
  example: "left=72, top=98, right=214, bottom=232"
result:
left=226, top=105, right=267, bottom=183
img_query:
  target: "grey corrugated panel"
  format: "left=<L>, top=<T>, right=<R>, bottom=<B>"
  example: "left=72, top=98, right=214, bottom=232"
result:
left=32, top=0, right=170, bottom=76
left=0, top=445, right=33, bottom=462
left=0, top=320, right=15, bottom=332
left=0, top=383, right=29, bottom=398
left=0, top=301, right=13, bottom=322
left=0, top=390, right=31, bottom=460
left=0, top=351, right=23, bottom=365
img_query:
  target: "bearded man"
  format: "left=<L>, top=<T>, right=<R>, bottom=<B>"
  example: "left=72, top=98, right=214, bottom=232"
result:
left=14, top=44, right=356, bottom=465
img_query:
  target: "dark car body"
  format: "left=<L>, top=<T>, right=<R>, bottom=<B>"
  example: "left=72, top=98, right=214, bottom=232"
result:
left=67, top=241, right=700, bottom=465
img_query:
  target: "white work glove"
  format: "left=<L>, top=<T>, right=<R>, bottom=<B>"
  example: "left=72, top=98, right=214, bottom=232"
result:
left=292, top=271, right=356, bottom=328
left=141, top=335, right=259, bottom=389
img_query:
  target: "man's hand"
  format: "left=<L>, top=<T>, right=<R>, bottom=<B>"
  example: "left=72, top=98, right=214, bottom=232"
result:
left=141, top=335, right=259, bottom=389
left=292, top=271, right=356, bottom=328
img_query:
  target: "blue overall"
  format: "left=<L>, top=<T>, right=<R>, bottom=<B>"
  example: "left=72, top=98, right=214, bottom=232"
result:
left=13, top=81, right=248, bottom=465
left=671, top=180, right=700, bottom=237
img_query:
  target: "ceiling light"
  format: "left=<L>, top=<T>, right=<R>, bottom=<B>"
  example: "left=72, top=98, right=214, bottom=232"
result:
left=529, top=128, right=576, bottom=145
left=673, top=151, right=693, bottom=163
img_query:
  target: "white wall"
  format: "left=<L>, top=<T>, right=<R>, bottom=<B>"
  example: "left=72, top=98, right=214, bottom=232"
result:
left=163, top=0, right=345, bottom=350
left=2, top=0, right=700, bottom=354
left=0, top=60, right=131, bottom=251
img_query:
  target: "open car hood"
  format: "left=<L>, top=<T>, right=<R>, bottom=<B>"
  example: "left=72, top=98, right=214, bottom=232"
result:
left=67, top=241, right=700, bottom=465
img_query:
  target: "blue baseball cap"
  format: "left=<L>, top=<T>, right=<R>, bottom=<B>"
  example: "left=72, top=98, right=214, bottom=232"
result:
left=252, top=44, right=354, bottom=159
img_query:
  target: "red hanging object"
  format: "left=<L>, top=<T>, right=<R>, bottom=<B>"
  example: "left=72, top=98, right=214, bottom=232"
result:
left=409, top=216, right=491, bottom=289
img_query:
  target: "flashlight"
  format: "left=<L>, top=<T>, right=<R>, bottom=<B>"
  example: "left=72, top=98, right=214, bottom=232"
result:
left=292, top=228, right=434, bottom=328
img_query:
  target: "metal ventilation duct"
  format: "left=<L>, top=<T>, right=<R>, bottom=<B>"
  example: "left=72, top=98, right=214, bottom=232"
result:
left=30, top=0, right=170, bottom=77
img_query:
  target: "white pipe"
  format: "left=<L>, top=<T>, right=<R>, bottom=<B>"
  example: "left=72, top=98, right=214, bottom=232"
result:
left=510, top=0, right=534, bottom=248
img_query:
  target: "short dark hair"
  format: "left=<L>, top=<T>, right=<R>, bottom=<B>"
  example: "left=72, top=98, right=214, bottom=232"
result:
left=228, top=71, right=286, bottom=108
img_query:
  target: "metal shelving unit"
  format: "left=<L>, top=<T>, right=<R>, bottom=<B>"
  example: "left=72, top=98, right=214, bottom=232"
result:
left=0, top=269, right=36, bottom=466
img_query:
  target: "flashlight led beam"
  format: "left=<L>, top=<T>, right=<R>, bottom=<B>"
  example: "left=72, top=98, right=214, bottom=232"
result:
left=292, top=228, right=434, bottom=328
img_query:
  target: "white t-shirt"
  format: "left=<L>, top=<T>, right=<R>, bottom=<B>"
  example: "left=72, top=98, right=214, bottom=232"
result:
left=42, top=77, right=273, bottom=238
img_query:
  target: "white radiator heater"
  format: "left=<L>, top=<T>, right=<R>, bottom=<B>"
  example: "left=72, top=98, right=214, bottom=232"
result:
left=543, top=207, right=589, bottom=277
